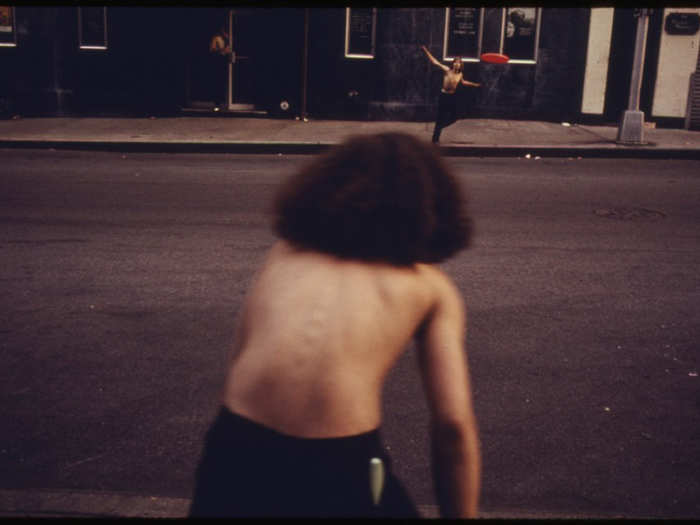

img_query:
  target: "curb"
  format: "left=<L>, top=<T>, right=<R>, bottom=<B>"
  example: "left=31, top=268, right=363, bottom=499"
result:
left=0, top=489, right=669, bottom=520
left=0, top=140, right=330, bottom=155
left=0, top=489, right=650, bottom=519
left=2, top=140, right=700, bottom=159
left=0, top=489, right=190, bottom=519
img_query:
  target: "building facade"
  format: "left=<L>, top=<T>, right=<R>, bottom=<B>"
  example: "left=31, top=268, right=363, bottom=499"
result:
left=1, top=7, right=698, bottom=128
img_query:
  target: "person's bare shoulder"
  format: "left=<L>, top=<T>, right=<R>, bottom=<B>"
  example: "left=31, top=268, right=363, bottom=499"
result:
left=416, top=263, right=464, bottom=308
left=411, top=263, right=466, bottom=341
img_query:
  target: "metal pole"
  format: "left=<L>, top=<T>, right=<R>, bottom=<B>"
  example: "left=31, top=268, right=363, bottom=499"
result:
left=300, top=8, right=309, bottom=121
left=627, top=8, right=649, bottom=111
left=617, top=8, right=650, bottom=144
left=227, top=9, right=233, bottom=110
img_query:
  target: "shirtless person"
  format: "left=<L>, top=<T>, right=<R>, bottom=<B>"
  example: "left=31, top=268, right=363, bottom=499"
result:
left=208, top=26, right=232, bottom=112
left=421, top=45, right=481, bottom=143
left=189, top=132, right=481, bottom=518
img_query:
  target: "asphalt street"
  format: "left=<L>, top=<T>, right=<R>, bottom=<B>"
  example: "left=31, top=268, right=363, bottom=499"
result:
left=1, top=150, right=699, bottom=518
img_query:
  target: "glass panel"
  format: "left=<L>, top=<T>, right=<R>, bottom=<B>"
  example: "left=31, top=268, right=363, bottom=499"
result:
left=79, top=6, right=107, bottom=49
left=481, top=7, right=503, bottom=54
left=503, top=7, right=538, bottom=61
left=445, top=7, right=482, bottom=60
left=0, top=6, right=16, bottom=46
left=345, top=7, right=376, bottom=59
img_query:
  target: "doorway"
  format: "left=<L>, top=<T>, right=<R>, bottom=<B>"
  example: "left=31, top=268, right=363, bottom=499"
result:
left=183, top=8, right=302, bottom=116
left=184, top=8, right=260, bottom=113
left=227, top=9, right=256, bottom=110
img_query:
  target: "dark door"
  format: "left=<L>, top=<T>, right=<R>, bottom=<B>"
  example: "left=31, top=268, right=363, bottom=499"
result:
left=229, top=9, right=257, bottom=109
left=228, top=8, right=305, bottom=115
left=185, top=8, right=229, bottom=110
left=604, top=8, right=637, bottom=121
left=184, top=8, right=304, bottom=115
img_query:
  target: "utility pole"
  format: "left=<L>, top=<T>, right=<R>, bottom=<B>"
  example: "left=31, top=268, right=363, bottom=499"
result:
left=617, top=8, right=651, bottom=144
left=300, top=8, right=309, bottom=121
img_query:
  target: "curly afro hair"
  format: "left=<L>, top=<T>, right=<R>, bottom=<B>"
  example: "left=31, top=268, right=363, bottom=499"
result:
left=273, top=132, right=473, bottom=266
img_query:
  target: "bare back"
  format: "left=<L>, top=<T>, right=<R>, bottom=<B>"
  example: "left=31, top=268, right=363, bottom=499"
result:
left=222, top=240, right=450, bottom=437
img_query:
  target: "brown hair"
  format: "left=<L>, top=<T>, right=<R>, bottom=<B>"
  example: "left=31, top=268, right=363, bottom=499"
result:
left=273, top=132, right=473, bottom=265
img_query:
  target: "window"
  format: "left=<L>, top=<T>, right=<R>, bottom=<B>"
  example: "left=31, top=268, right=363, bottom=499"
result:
left=0, top=6, right=16, bottom=47
left=345, top=7, right=376, bottom=59
left=444, top=7, right=483, bottom=62
left=443, top=6, right=541, bottom=64
left=502, top=7, right=540, bottom=63
left=79, top=6, right=107, bottom=50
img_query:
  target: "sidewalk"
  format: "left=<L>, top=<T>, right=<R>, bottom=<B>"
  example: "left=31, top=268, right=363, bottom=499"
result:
left=1, top=115, right=699, bottom=158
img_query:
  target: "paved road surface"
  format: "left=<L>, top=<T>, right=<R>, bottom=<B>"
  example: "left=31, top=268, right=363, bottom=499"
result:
left=1, top=150, right=698, bottom=518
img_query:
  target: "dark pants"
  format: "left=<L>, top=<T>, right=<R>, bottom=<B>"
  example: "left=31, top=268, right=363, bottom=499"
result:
left=208, top=54, right=228, bottom=107
left=189, top=407, right=419, bottom=518
left=432, top=91, right=458, bottom=143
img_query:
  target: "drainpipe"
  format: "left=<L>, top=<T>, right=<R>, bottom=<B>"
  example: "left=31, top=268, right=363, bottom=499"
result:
left=300, top=8, right=309, bottom=120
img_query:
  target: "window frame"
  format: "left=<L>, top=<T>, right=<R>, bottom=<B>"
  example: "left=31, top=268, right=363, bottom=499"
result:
left=0, top=6, right=17, bottom=47
left=78, top=6, right=108, bottom=51
left=443, top=7, right=484, bottom=63
left=500, top=7, right=541, bottom=64
left=344, top=7, right=377, bottom=59
left=442, top=6, right=542, bottom=64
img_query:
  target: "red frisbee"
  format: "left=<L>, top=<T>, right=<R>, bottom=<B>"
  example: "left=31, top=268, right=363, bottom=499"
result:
left=480, top=53, right=509, bottom=64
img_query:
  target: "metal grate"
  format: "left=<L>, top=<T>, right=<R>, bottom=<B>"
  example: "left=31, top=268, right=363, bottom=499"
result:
left=686, top=72, right=700, bottom=130
left=685, top=45, right=700, bottom=130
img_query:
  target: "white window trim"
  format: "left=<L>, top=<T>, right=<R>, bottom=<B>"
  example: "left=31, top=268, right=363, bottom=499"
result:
left=0, top=6, right=17, bottom=47
left=500, top=7, right=541, bottom=64
left=443, top=7, right=484, bottom=63
left=440, top=7, right=543, bottom=64
left=344, top=7, right=376, bottom=59
left=78, top=6, right=108, bottom=51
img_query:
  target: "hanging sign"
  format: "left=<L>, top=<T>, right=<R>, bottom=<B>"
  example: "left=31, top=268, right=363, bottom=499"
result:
left=664, top=13, right=700, bottom=35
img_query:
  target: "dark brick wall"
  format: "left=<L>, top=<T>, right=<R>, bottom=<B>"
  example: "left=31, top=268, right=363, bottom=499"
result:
left=306, top=8, right=589, bottom=122
left=0, top=7, right=589, bottom=121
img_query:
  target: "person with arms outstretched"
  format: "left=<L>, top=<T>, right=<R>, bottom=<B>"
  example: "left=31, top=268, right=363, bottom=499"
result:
left=422, top=45, right=481, bottom=143
left=189, top=132, right=481, bottom=518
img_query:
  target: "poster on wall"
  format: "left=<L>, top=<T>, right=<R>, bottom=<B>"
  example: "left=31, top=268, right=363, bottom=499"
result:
left=0, top=6, right=15, bottom=45
left=79, top=6, right=107, bottom=48
left=346, top=7, right=376, bottom=58
left=503, top=7, right=538, bottom=61
left=446, top=7, right=481, bottom=59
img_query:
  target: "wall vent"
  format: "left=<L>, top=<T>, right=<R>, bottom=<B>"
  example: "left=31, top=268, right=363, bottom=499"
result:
left=685, top=46, right=700, bottom=130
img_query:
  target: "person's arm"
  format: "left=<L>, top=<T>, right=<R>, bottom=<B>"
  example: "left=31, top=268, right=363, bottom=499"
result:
left=222, top=33, right=232, bottom=56
left=209, top=35, right=232, bottom=56
left=208, top=36, right=218, bottom=54
left=422, top=45, right=449, bottom=72
left=415, top=268, right=481, bottom=518
left=461, top=77, right=481, bottom=88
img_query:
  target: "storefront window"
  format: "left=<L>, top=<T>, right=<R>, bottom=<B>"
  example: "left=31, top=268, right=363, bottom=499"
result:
left=78, top=6, right=107, bottom=50
left=0, top=6, right=16, bottom=47
left=502, top=7, right=540, bottom=63
left=444, top=7, right=483, bottom=61
left=345, top=7, right=376, bottom=59
left=444, top=7, right=541, bottom=64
